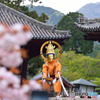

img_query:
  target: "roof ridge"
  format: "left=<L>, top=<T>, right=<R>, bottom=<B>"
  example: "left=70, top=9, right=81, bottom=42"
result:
left=79, top=78, right=83, bottom=82
left=0, top=3, right=53, bottom=30
left=71, top=78, right=97, bottom=86
left=0, top=3, right=71, bottom=40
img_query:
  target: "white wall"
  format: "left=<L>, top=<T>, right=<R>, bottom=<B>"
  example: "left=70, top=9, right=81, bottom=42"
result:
left=80, top=85, right=86, bottom=92
left=80, top=85, right=94, bottom=93
left=87, top=86, right=94, bottom=92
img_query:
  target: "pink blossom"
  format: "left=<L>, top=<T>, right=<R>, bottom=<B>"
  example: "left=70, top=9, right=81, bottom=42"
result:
left=0, top=80, right=8, bottom=89
left=29, top=80, right=42, bottom=91
left=0, top=49, right=7, bottom=57
left=13, top=32, right=32, bottom=45
left=0, top=34, right=18, bottom=51
left=21, top=84, right=30, bottom=93
left=0, top=24, right=6, bottom=35
left=0, top=23, right=42, bottom=100
left=10, top=23, right=23, bottom=33
left=0, top=51, right=23, bottom=67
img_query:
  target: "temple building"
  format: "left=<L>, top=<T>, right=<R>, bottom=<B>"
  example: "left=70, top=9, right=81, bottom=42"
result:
left=0, top=3, right=71, bottom=80
left=74, top=15, right=100, bottom=42
left=70, top=78, right=97, bottom=93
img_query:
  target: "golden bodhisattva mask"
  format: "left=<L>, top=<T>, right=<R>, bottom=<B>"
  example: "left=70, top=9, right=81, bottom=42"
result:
left=45, top=41, right=55, bottom=62
left=48, top=54, right=54, bottom=61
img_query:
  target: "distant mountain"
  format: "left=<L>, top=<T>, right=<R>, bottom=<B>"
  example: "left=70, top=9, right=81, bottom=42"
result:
left=26, top=5, right=64, bottom=25
left=78, top=2, right=100, bottom=18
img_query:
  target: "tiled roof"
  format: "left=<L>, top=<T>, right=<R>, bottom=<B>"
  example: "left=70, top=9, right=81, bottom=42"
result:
left=0, top=3, right=71, bottom=40
left=62, top=76, right=74, bottom=87
left=70, top=78, right=97, bottom=87
left=32, top=72, right=42, bottom=80
left=74, top=16, right=100, bottom=33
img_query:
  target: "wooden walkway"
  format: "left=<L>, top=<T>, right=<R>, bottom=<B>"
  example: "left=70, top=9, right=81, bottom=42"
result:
left=49, top=97, right=98, bottom=100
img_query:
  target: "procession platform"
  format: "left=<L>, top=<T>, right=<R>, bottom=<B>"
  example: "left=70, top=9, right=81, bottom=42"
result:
left=49, top=97, right=98, bottom=100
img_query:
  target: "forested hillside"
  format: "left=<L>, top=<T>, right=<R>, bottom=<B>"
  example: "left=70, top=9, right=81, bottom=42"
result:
left=26, top=5, right=64, bottom=25
left=0, top=1, right=49, bottom=23
left=78, top=2, right=100, bottom=18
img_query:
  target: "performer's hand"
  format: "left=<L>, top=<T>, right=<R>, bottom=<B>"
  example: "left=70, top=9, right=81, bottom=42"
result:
left=43, top=79, right=46, bottom=84
left=52, top=78, right=56, bottom=84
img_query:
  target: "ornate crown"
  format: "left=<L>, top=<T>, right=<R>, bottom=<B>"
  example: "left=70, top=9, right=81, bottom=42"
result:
left=45, top=41, right=55, bottom=55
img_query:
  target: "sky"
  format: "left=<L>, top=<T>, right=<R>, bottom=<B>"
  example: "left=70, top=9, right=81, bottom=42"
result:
left=21, top=0, right=100, bottom=15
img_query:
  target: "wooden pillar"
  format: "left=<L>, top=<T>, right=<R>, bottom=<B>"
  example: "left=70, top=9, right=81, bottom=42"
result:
left=21, top=58, right=29, bottom=83
left=86, top=86, right=87, bottom=93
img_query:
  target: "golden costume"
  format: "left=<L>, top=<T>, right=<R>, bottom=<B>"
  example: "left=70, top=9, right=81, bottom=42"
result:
left=42, top=60, right=62, bottom=92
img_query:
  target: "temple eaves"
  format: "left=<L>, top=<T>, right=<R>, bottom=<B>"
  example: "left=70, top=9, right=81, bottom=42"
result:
left=74, top=15, right=100, bottom=33
left=74, top=15, right=100, bottom=41
left=0, top=3, right=71, bottom=40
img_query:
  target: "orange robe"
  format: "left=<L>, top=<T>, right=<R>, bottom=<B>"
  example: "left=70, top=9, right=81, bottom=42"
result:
left=42, top=60, right=62, bottom=92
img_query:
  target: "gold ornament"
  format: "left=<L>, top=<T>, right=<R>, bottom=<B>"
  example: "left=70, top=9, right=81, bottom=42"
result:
left=45, top=41, right=55, bottom=55
left=40, top=40, right=62, bottom=62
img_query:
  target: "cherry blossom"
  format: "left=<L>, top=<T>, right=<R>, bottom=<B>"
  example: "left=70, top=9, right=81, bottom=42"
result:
left=0, top=23, right=42, bottom=100
left=0, top=51, right=23, bottom=67
left=0, top=23, right=32, bottom=67
left=0, top=64, right=41, bottom=100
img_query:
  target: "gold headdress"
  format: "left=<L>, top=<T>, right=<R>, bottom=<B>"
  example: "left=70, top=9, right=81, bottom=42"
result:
left=40, top=40, right=62, bottom=62
left=45, top=41, right=55, bottom=55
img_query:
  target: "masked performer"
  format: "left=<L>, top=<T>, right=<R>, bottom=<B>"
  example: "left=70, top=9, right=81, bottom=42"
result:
left=42, top=41, right=62, bottom=98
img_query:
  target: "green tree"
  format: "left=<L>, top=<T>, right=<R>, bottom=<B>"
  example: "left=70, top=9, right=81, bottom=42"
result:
left=57, top=12, right=94, bottom=55
left=1, top=0, right=11, bottom=3
left=27, top=55, right=44, bottom=79
left=38, top=13, right=49, bottom=23
left=96, top=51, right=100, bottom=59
left=55, top=49, right=100, bottom=81
left=28, top=11, right=38, bottom=19
left=86, top=44, right=100, bottom=58
left=1, top=0, right=28, bottom=12
left=93, top=78, right=100, bottom=86
left=1, top=0, right=49, bottom=23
